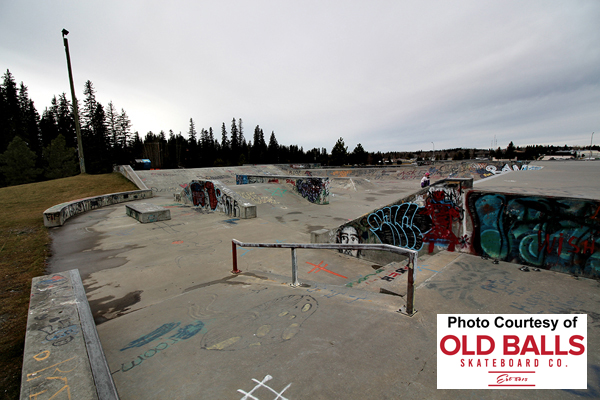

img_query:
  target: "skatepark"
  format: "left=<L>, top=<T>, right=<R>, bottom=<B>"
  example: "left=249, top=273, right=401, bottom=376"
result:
left=23, top=160, right=600, bottom=399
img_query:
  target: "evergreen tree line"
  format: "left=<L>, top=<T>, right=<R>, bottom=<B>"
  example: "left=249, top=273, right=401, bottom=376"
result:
left=0, top=70, right=370, bottom=188
left=4, top=68, right=576, bottom=188
left=0, top=69, right=132, bottom=187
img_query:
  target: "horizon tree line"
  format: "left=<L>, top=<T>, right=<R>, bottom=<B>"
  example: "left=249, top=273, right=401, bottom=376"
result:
left=2, top=69, right=583, bottom=188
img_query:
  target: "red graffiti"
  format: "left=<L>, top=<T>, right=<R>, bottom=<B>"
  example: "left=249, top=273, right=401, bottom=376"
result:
left=422, top=190, right=461, bottom=252
left=538, top=231, right=595, bottom=256
left=204, top=181, right=220, bottom=210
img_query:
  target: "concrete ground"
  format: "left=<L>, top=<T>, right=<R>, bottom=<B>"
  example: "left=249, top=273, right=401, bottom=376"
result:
left=47, top=161, right=600, bottom=399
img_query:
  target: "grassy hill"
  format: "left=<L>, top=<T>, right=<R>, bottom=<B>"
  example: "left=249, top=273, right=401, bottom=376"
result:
left=0, top=172, right=138, bottom=399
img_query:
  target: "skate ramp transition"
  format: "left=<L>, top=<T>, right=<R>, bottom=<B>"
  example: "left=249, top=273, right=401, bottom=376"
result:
left=135, top=160, right=537, bottom=196
left=320, top=167, right=599, bottom=280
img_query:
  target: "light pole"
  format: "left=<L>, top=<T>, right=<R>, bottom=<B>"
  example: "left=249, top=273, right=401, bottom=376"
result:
left=431, top=142, right=435, bottom=161
left=591, top=132, right=595, bottom=159
left=62, top=29, right=86, bottom=174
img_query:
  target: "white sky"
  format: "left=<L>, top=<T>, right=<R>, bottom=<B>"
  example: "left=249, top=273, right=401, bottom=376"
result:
left=1, top=1, right=599, bottom=153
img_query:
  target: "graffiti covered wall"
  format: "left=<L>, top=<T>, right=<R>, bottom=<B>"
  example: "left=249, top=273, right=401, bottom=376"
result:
left=182, top=180, right=256, bottom=219
left=43, top=190, right=153, bottom=227
left=467, top=191, right=600, bottom=278
left=236, top=175, right=330, bottom=205
left=329, top=179, right=471, bottom=263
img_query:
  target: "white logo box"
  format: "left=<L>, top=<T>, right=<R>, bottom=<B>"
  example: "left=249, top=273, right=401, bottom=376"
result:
left=437, top=314, right=587, bottom=389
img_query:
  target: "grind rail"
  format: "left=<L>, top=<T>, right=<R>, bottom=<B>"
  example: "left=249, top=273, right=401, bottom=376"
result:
left=231, top=239, right=419, bottom=316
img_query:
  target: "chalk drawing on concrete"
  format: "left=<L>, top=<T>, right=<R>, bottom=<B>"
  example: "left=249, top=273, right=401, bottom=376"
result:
left=238, top=375, right=292, bottom=400
left=115, top=320, right=205, bottom=373
left=306, top=261, right=348, bottom=279
left=201, top=295, right=318, bottom=351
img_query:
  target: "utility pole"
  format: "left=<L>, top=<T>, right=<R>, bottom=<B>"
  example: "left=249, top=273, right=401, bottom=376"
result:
left=62, top=29, right=86, bottom=173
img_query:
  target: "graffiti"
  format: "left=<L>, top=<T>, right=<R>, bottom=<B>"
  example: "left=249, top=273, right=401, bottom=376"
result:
left=117, top=320, right=204, bottom=373
left=306, top=261, right=348, bottom=279
left=265, top=188, right=287, bottom=197
left=44, top=189, right=152, bottom=227
left=345, top=268, right=385, bottom=287
left=222, top=193, right=241, bottom=217
left=34, top=275, right=68, bottom=291
left=332, top=170, right=351, bottom=178
left=421, top=188, right=463, bottom=253
left=367, top=203, right=431, bottom=250
left=380, top=266, right=409, bottom=282
left=239, top=191, right=280, bottom=205
left=468, top=192, right=600, bottom=278
left=336, top=226, right=361, bottom=257
left=238, top=375, right=292, bottom=400
left=237, top=174, right=329, bottom=204
left=25, top=354, right=78, bottom=400
left=39, top=318, right=79, bottom=347
left=190, top=180, right=222, bottom=210
left=201, top=295, right=317, bottom=351
left=295, top=178, right=329, bottom=204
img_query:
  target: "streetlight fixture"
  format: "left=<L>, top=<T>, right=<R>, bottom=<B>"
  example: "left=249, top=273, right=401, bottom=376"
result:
left=62, top=29, right=86, bottom=174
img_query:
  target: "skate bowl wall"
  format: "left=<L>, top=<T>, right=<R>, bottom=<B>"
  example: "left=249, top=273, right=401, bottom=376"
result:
left=236, top=175, right=330, bottom=205
left=466, top=191, right=600, bottom=279
left=282, top=161, right=540, bottom=182
left=175, top=179, right=257, bottom=219
left=315, top=178, right=473, bottom=265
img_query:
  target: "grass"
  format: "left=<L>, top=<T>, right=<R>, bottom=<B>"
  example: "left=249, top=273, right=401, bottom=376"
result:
left=0, top=172, right=138, bottom=399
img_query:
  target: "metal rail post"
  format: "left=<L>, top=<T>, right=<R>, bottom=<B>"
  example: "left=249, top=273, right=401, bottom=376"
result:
left=231, top=241, right=241, bottom=274
left=406, top=255, right=415, bottom=314
left=290, top=248, right=300, bottom=286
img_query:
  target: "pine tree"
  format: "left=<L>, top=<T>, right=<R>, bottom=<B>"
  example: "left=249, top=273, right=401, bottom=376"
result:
left=81, top=80, right=97, bottom=134
left=42, top=134, right=78, bottom=180
left=220, top=122, right=230, bottom=164
left=351, top=143, right=367, bottom=165
left=267, top=131, right=279, bottom=163
left=187, top=118, right=198, bottom=167
left=0, top=136, right=41, bottom=186
left=1, top=70, right=21, bottom=154
left=106, top=101, right=118, bottom=148
left=56, top=94, right=76, bottom=149
left=331, top=137, right=348, bottom=166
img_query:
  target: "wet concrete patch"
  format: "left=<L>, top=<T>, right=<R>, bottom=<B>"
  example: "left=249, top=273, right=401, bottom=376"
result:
left=88, top=290, right=143, bottom=324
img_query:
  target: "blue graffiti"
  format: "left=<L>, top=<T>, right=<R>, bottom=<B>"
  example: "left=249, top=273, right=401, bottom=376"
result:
left=469, top=192, right=600, bottom=278
left=120, top=322, right=181, bottom=351
left=367, top=203, right=430, bottom=250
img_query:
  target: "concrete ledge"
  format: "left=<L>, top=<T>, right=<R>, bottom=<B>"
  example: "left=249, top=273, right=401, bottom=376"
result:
left=126, top=203, right=171, bottom=223
left=21, top=269, right=119, bottom=400
left=311, top=228, right=331, bottom=243
left=43, top=190, right=153, bottom=227
left=235, top=174, right=330, bottom=204
left=176, top=179, right=257, bottom=219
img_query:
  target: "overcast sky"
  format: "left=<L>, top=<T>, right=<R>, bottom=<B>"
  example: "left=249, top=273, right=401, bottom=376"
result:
left=1, top=1, right=599, bottom=153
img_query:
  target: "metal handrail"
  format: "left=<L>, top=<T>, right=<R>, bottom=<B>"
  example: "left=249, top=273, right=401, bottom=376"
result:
left=231, top=239, right=418, bottom=316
